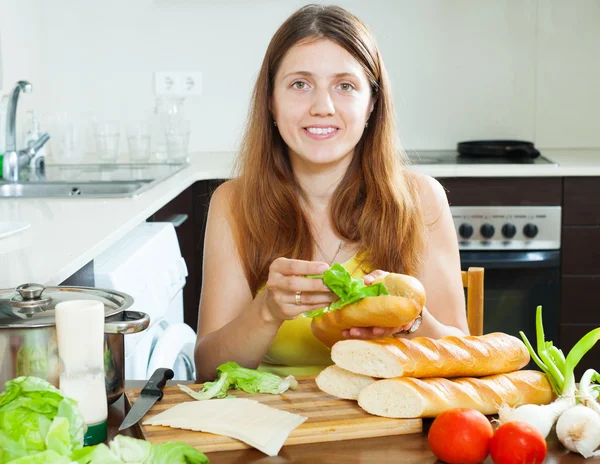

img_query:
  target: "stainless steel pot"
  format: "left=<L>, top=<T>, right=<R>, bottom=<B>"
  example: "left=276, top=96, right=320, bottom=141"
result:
left=0, top=283, right=150, bottom=404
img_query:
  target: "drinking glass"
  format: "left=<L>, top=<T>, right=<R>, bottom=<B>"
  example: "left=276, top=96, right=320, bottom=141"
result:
left=94, top=122, right=120, bottom=163
left=127, top=122, right=151, bottom=163
left=165, top=120, right=191, bottom=164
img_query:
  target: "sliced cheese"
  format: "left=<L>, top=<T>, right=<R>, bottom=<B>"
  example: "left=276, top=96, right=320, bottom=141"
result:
left=143, top=398, right=307, bottom=456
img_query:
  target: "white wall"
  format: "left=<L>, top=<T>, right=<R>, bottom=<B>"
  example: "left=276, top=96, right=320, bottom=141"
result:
left=1, top=0, right=599, bottom=156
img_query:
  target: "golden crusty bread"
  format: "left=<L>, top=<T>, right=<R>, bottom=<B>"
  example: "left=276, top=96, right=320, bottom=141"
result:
left=371, top=273, right=426, bottom=309
left=310, top=273, right=425, bottom=348
left=357, top=370, right=554, bottom=418
left=331, top=332, right=530, bottom=379
left=315, top=365, right=375, bottom=400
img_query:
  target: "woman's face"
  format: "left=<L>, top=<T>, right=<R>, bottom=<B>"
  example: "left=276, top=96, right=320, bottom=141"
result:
left=272, top=39, right=374, bottom=167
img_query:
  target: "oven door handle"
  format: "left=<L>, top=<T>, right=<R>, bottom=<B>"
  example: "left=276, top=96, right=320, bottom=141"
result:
left=460, top=250, right=560, bottom=269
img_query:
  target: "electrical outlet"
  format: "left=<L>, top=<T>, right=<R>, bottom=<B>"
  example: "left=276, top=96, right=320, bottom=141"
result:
left=154, top=71, right=203, bottom=97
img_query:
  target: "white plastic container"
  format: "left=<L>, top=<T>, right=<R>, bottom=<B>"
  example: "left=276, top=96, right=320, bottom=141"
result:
left=55, top=299, right=108, bottom=445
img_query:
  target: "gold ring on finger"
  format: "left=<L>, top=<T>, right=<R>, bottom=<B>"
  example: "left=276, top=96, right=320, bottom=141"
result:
left=295, top=291, right=302, bottom=305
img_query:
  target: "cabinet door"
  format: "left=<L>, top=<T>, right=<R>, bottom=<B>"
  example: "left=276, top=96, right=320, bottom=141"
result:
left=563, top=177, right=600, bottom=225
left=439, top=177, right=562, bottom=206
left=561, top=276, right=600, bottom=324
left=562, top=226, right=600, bottom=275
left=148, top=186, right=196, bottom=329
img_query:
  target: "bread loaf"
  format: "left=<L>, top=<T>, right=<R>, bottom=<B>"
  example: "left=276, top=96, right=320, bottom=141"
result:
left=357, top=370, right=554, bottom=418
left=311, top=273, right=425, bottom=348
left=331, top=332, right=530, bottom=379
left=315, top=365, right=375, bottom=400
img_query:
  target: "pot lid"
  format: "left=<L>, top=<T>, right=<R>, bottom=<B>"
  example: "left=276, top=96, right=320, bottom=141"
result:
left=0, top=283, right=133, bottom=328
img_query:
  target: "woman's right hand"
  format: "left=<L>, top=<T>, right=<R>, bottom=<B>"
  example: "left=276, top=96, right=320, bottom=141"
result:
left=263, top=258, right=337, bottom=323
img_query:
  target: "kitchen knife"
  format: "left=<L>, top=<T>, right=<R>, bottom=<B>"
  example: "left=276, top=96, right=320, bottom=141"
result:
left=119, top=367, right=174, bottom=431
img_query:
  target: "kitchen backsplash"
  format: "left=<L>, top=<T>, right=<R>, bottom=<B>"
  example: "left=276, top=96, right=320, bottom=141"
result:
left=0, top=0, right=599, bottom=155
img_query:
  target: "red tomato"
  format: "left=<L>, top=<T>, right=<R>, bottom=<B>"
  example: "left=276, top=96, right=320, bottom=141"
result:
left=490, top=421, right=547, bottom=464
left=428, top=408, right=494, bottom=464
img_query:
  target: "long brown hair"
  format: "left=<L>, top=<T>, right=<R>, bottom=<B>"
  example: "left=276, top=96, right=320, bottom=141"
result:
left=230, top=4, right=426, bottom=295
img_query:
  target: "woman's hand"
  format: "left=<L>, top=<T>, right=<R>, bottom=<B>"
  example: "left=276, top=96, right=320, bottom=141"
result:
left=341, top=269, right=413, bottom=339
left=263, top=258, right=338, bottom=323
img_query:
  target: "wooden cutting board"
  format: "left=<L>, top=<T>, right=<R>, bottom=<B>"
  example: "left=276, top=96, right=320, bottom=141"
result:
left=124, top=376, right=422, bottom=453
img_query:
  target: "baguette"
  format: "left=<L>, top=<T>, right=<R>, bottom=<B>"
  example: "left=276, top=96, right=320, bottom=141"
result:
left=311, top=273, right=425, bottom=348
left=357, top=370, right=554, bottom=418
left=315, top=365, right=375, bottom=400
left=331, top=332, right=530, bottom=379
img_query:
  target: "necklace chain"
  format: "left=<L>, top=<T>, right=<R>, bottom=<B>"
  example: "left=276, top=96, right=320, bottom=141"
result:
left=314, top=239, right=344, bottom=265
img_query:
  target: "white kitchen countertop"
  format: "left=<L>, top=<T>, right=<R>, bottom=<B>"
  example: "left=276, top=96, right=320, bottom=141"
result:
left=1, top=148, right=599, bottom=289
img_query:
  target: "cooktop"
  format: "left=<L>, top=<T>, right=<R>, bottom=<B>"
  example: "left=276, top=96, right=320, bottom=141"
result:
left=406, top=150, right=557, bottom=165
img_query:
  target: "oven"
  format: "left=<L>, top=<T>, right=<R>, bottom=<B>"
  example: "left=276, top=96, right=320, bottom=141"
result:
left=451, top=206, right=562, bottom=349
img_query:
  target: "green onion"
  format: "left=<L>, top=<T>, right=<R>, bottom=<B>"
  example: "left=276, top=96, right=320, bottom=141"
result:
left=534, top=306, right=565, bottom=392
left=548, top=345, right=566, bottom=374
left=563, top=328, right=600, bottom=396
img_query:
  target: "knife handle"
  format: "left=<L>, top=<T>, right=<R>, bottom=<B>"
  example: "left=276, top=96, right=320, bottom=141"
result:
left=141, top=368, right=175, bottom=399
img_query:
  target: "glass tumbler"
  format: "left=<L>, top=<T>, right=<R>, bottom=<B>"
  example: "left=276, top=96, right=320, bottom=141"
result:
left=94, top=122, right=120, bottom=163
left=165, top=120, right=191, bottom=164
left=127, top=122, right=152, bottom=163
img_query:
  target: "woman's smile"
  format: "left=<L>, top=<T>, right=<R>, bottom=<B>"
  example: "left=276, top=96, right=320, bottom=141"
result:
left=303, top=125, right=340, bottom=140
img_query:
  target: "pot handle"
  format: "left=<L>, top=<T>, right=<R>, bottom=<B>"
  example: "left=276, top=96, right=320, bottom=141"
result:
left=104, top=310, right=150, bottom=335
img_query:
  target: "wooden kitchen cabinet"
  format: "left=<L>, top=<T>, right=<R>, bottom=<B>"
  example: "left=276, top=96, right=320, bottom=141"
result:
left=561, top=276, right=600, bottom=324
left=561, top=177, right=600, bottom=378
left=561, top=226, right=600, bottom=274
left=563, top=177, right=600, bottom=224
left=439, top=177, right=562, bottom=206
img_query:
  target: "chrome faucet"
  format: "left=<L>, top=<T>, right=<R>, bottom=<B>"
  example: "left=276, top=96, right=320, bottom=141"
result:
left=2, top=81, right=50, bottom=182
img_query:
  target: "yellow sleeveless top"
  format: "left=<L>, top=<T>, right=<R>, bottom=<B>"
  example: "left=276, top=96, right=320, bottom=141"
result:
left=257, top=254, right=373, bottom=377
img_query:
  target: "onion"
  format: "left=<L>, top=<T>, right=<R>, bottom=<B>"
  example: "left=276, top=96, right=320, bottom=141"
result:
left=556, top=405, right=600, bottom=458
left=497, top=396, right=573, bottom=438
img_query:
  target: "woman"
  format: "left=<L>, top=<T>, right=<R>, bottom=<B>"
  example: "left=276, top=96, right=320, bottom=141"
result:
left=194, top=4, right=468, bottom=382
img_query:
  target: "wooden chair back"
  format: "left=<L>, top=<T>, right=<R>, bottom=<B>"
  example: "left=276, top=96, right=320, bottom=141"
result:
left=461, top=267, right=485, bottom=336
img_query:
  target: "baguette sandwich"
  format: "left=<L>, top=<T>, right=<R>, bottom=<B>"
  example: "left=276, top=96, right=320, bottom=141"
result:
left=310, top=272, right=426, bottom=348
left=357, top=369, right=554, bottom=418
left=331, top=332, right=530, bottom=379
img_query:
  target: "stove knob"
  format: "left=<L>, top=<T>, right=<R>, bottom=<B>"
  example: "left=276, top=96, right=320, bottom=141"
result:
left=523, top=223, right=539, bottom=239
left=502, top=223, right=517, bottom=239
left=480, top=223, right=495, bottom=239
left=458, top=223, right=474, bottom=239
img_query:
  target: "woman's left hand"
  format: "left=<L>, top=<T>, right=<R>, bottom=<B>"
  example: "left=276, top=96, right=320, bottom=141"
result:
left=341, top=270, right=412, bottom=339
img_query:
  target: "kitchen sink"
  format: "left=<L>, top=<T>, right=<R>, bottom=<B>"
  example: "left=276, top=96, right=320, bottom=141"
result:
left=0, top=162, right=187, bottom=198
left=0, top=180, right=153, bottom=198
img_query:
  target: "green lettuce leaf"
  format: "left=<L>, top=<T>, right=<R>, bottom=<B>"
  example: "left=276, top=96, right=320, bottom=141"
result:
left=178, top=373, right=232, bottom=401
left=218, top=362, right=298, bottom=395
left=71, top=443, right=120, bottom=464
left=0, top=376, right=85, bottom=463
left=108, top=435, right=152, bottom=463
left=180, top=362, right=298, bottom=401
left=0, top=378, right=207, bottom=464
left=149, top=442, right=209, bottom=464
left=4, top=450, right=74, bottom=464
left=72, top=437, right=208, bottom=464
left=44, top=417, right=71, bottom=457
left=303, top=263, right=389, bottom=318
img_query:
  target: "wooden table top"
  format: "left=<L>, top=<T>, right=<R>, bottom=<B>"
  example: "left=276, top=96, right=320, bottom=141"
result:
left=108, top=382, right=600, bottom=464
